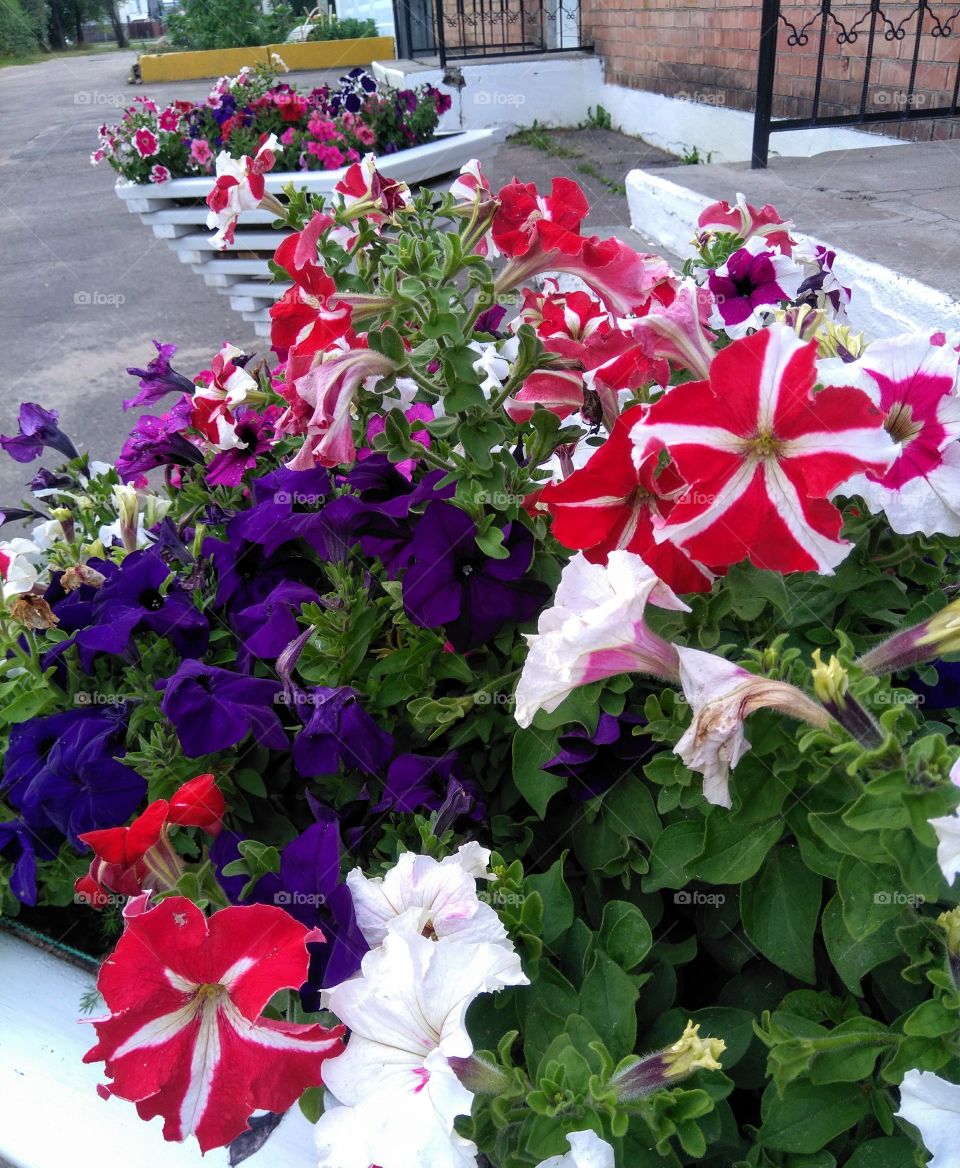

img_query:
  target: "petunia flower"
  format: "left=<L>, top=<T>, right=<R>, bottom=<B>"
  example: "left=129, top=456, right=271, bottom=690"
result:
left=315, top=925, right=528, bottom=1168
left=535, top=1130, right=616, bottom=1168
left=158, top=659, right=286, bottom=757
left=83, top=896, right=345, bottom=1152
left=402, top=501, right=549, bottom=652
left=78, top=773, right=226, bottom=902
left=133, top=127, right=158, bottom=158
left=707, top=236, right=804, bottom=337
left=630, top=323, right=896, bottom=575
left=831, top=334, right=960, bottom=536
left=0, top=537, right=42, bottom=600
left=124, top=340, right=196, bottom=410
left=1, top=402, right=79, bottom=464
left=205, top=405, right=281, bottom=487
left=276, top=343, right=398, bottom=469
left=0, top=818, right=58, bottom=905
left=895, top=1069, right=960, bottom=1168
left=514, top=550, right=688, bottom=729
left=928, top=808, right=960, bottom=886
left=625, top=279, right=717, bottom=381
left=206, top=134, right=282, bottom=249
left=697, top=193, right=794, bottom=254
left=346, top=842, right=508, bottom=949
left=292, top=686, right=394, bottom=777
left=116, top=396, right=205, bottom=482
left=674, top=645, right=830, bottom=808
left=75, top=549, right=209, bottom=659
left=538, top=404, right=714, bottom=593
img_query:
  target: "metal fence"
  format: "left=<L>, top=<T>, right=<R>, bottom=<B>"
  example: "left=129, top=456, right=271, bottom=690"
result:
left=752, top=0, right=960, bottom=167
left=393, top=0, right=586, bottom=64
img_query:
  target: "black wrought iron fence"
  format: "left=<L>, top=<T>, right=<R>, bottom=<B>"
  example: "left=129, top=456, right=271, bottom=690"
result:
left=393, top=0, right=587, bottom=64
left=752, top=0, right=960, bottom=167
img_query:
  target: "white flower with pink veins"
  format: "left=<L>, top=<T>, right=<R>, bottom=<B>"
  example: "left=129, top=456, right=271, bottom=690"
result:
left=315, top=927, right=528, bottom=1168
left=514, top=550, right=689, bottom=729
left=347, top=842, right=509, bottom=949
left=535, top=1130, right=616, bottom=1168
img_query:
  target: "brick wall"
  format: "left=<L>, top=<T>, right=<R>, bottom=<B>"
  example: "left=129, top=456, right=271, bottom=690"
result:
left=581, top=0, right=960, bottom=142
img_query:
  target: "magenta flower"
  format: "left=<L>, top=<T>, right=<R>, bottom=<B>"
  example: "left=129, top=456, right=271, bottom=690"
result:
left=707, top=238, right=803, bottom=337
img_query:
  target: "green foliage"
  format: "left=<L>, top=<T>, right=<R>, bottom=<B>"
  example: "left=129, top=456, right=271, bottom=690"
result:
left=306, top=15, right=379, bottom=40
left=167, top=0, right=292, bottom=49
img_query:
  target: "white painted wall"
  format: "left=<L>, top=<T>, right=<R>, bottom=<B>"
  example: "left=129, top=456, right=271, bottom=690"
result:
left=373, top=54, right=902, bottom=164
left=625, top=167, right=960, bottom=337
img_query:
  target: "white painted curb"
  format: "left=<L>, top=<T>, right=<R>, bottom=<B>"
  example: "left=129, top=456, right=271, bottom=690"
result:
left=626, top=167, right=960, bottom=337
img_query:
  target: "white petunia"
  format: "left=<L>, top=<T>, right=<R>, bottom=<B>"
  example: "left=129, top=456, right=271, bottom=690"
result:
left=535, top=1129, right=616, bottom=1168
left=929, top=810, right=960, bottom=885
left=896, top=1069, right=960, bottom=1168
left=514, top=550, right=688, bottom=729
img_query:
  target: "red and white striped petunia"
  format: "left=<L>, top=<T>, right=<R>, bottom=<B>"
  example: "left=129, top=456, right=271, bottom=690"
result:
left=84, top=897, right=345, bottom=1153
left=630, top=323, right=896, bottom=574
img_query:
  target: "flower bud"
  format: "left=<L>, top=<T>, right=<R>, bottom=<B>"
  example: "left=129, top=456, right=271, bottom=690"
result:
left=857, top=597, right=960, bottom=675
left=811, top=650, right=883, bottom=748
left=937, top=908, right=960, bottom=989
left=49, top=507, right=75, bottom=543
left=112, top=484, right=141, bottom=552
left=448, top=1053, right=514, bottom=1096
left=608, top=1021, right=726, bottom=1102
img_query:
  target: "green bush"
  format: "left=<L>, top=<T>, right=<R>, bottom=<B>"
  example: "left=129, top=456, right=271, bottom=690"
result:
left=167, top=0, right=297, bottom=50
left=306, top=16, right=379, bottom=41
left=0, top=0, right=43, bottom=57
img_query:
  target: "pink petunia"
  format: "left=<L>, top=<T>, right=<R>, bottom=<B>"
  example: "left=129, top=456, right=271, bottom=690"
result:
left=133, top=127, right=158, bottom=158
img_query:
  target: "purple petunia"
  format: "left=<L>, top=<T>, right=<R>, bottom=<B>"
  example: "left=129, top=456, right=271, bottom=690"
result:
left=124, top=340, right=196, bottom=411
left=231, top=580, right=318, bottom=666
left=374, top=751, right=460, bottom=814
left=204, top=407, right=281, bottom=487
left=1, top=403, right=79, bottom=464
left=292, top=686, right=393, bottom=778
left=0, top=819, right=59, bottom=905
left=402, top=501, right=550, bottom=651
left=75, top=549, right=209, bottom=659
left=0, top=709, right=146, bottom=848
left=707, top=239, right=803, bottom=337
left=543, top=711, right=654, bottom=800
left=116, top=395, right=203, bottom=481
left=158, top=660, right=286, bottom=757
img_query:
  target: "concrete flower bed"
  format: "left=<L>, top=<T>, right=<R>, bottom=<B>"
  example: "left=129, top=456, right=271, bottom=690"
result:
left=113, top=128, right=504, bottom=335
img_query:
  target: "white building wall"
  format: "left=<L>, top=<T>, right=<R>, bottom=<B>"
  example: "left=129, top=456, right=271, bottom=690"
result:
left=335, top=0, right=396, bottom=37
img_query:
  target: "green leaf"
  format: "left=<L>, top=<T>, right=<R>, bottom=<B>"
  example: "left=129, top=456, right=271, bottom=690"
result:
left=741, top=846, right=821, bottom=983
left=694, top=816, right=784, bottom=884
left=844, top=1138, right=920, bottom=1168
left=580, top=948, right=639, bottom=1060
left=298, top=1086, right=325, bottom=1123
left=837, top=856, right=904, bottom=941
left=642, top=821, right=705, bottom=892
left=512, top=728, right=565, bottom=818
left=525, top=854, right=574, bottom=946
left=759, top=1081, right=870, bottom=1153
left=821, top=895, right=902, bottom=995
left=599, top=900, right=653, bottom=971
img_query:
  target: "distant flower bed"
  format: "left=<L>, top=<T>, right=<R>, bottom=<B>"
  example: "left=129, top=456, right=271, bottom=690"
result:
left=92, top=64, right=451, bottom=185
left=304, top=16, right=380, bottom=40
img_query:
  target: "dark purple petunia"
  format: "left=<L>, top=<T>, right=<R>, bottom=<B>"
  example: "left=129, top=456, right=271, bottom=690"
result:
left=124, top=340, right=196, bottom=410
left=75, top=550, right=209, bottom=658
left=292, top=686, right=393, bottom=778
left=543, top=711, right=654, bottom=800
left=1, top=709, right=146, bottom=848
left=28, top=467, right=73, bottom=492
left=157, top=660, right=286, bottom=757
left=0, top=819, right=59, bottom=905
left=395, top=89, right=417, bottom=113
left=205, top=407, right=281, bottom=488
left=231, top=580, right=318, bottom=665
left=202, top=529, right=309, bottom=613
left=402, top=501, right=549, bottom=652
left=474, top=304, right=508, bottom=337
left=795, top=245, right=851, bottom=317
left=116, top=395, right=203, bottom=482
left=374, top=751, right=459, bottom=814
left=1, top=403, right=79, bottom=464
left=707, top=245, right=800, bottom=331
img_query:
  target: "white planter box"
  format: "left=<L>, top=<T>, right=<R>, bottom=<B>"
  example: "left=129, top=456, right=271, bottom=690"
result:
left=114, top=129, right=504, bottom=337
left=0, top=928, right=318, bottom=1168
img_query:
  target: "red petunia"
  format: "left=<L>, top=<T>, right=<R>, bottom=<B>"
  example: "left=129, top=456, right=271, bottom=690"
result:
left=539, top=404, right=714, bottom=593
left=630, top=324, right=896, bottom=574
left=84, top=897, right=345, bottom=1152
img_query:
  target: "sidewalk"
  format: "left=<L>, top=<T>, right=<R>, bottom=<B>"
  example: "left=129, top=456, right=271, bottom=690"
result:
left=632, top=141, right=960, bottom=315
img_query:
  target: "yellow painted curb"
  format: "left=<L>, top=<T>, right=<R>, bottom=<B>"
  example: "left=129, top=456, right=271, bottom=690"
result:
left=139, top=38, right=395, bottom=83
left=268, top=37, right=395, bottom=72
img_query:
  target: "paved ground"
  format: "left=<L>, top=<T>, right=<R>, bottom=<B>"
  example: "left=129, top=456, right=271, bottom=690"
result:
left=642, top=142, right=960, bottom=301
left=0, top=50, right=679, bottom=507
